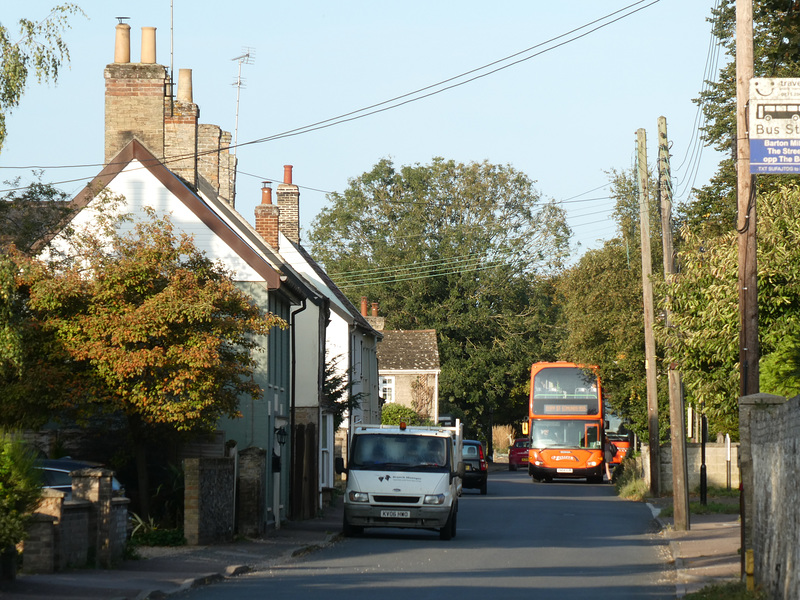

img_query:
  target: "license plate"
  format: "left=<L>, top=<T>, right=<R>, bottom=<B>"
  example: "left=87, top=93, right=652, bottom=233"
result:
left=465, top=464, right=472, bottom=471
left=557, top=468, right=574, bottom=473
left=381, top=510, right=410, bottom=518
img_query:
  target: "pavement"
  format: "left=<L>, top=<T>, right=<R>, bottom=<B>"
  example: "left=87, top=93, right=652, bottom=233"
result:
left=0, top=465, right=742, bottom=600
left=652, top=506, right=743, bottom=598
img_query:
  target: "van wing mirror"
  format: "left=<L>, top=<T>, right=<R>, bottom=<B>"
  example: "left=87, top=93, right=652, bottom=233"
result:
left=334, top=456, right=347, bottom=475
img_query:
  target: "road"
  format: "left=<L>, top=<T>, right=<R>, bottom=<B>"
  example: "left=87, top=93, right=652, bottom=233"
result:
left=178, top=470, right=675, bottom=600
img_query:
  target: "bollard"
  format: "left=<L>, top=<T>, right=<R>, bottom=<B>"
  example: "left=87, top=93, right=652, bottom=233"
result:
left=745, top=548, right=754, bottom=592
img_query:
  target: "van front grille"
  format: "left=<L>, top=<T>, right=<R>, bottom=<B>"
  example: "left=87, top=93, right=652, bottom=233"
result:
left=373, top=495, right=420, bottom=504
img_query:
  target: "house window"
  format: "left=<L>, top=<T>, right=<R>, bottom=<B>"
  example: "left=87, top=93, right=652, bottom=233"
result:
left=380, top=376, right=395, bottom=403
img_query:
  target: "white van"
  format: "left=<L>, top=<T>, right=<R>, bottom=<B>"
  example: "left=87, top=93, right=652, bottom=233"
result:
left=336, top=420, right=464, bottom=540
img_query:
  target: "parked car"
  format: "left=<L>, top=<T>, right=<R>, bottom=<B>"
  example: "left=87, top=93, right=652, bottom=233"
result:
left=36, top=457, right=123, bottom=499
left=461, top=439, right=488, bottom=495
left=508, top=437, right=530, bottom=471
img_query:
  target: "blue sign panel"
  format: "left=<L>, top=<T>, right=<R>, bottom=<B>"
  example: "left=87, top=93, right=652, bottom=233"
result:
left=750, top=138, right=800, bottom=174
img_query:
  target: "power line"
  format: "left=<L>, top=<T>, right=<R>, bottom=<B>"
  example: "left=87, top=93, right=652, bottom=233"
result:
left=2, top=1, right=661, bottom=186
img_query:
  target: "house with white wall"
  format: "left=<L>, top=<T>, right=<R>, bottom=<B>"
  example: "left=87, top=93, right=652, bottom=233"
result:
left=40, top=22, right=334, bottom=528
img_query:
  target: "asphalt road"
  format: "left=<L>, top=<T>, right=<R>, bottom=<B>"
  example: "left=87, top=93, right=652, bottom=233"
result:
left=178, top=470, right=675, bottom=600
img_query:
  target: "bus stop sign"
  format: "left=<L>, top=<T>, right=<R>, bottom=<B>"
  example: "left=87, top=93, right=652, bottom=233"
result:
left=750, top=77, right=800, bottom=173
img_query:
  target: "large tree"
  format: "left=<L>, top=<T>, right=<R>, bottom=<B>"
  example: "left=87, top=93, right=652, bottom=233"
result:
left=664, top=185, right=800, bottom=436
left=684, top=0, right=800, bottom=234
left=308, top=158, right=569, bottom=435
left=0, top=4, right=83, bottom=153
left=555, top=168, right=667, bottom=442
left=5, top=210, right=285, bottom=515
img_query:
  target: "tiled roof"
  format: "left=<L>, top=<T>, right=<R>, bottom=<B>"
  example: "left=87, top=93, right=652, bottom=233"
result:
left=377, top=329, right=440, bottom=372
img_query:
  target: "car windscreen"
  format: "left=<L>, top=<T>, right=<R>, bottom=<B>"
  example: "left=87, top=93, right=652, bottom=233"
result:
left=350, top=434, right=449, bottom=470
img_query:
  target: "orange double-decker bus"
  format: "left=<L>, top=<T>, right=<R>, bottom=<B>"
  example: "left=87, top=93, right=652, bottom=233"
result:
left=528, top=361, right=605, bottom=483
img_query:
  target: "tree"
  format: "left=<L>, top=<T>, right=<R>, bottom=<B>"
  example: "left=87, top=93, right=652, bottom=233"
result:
left=7, top=210, right=286, bottom=515
left=0, top=175, right=73, bottom=252
left=685, top=0, right=800, bottom=233
left=0, top=4, right=84, bottom=153
left=663, top=185, right=800, bottom=437
left=555, top=167, right=667, bottom=442
left=0, top=434, right=41, bottom=579
left=308, top=158, right=569, bottom=433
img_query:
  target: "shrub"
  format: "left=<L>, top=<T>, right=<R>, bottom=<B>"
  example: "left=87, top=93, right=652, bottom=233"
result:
left=381, top=403, right=427, bottom=425
left=0, top=433, right=42, bottom=550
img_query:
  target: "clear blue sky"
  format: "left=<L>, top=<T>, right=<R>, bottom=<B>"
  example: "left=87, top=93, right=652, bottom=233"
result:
left=1, top=0, right=724, bottom=258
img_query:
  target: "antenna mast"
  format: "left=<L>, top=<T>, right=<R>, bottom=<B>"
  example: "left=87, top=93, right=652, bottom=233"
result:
left=232, top=48, right=255, bottom=156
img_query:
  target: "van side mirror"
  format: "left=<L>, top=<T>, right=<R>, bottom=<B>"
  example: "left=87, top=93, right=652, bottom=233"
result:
left=335, top=456, right=347, bottom=475
left=455, top=461, right=465, bottom=479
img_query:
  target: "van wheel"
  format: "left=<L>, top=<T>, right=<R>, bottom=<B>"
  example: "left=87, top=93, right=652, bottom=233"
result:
left=479, top=480, right=488, bottom=495
left=509, top=463, right=517, bottom=471
left=342, top=515, right=363, bottom=537
left=440, top=508, right=456, bottom=540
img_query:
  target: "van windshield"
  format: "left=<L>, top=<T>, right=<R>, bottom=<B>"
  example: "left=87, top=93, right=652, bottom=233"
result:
left=350, top=434, right=449, bottom=471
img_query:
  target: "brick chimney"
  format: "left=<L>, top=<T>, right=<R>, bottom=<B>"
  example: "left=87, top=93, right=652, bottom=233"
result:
left=164, top=67, right=199, bottom=187
left=105, top=24, right=169, bottom=164
left=104, top=23, right=236, bottom=203
left=365, top=301, right=385, bottom=331
left=255, top=182, right=279, bottom=248
left=276, top=165, right=300, bottom=244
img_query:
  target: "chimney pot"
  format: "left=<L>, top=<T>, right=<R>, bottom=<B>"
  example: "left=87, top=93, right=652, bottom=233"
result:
left=361, top=296, right=368, bottom=317
left=141, top=27, right=157, bottom=64
left=114, top=23, right=131, bottom=63
left=283, top=165, right=293, bottom=185
left=371, top=302, right=378, bottom=317
left=261, top=182, right=273, bottom=205
left=177, top=68, right=193, bottom=103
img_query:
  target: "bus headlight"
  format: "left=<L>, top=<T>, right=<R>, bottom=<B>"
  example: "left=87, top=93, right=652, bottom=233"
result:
left=587, top=460, right=600, bottom=467
left=423, top=494, right=445, bottom=505
left=348, top=491, right=369, bottom=503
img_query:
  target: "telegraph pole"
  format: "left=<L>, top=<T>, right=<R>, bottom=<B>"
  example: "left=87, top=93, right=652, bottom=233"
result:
left=736, top=0, right=756, bottom=580
left=637, top=128, right=660, bottom=497
left=658, top=116, right=689, bottom=530
left=737, top=0, right=758, bottom=397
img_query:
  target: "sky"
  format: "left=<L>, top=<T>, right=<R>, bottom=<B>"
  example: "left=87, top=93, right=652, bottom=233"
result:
left=1, top=0, right=726, bottom=259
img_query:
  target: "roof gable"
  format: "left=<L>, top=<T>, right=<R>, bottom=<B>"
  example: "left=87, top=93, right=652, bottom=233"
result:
left=50, top=140, right=281, bottom=289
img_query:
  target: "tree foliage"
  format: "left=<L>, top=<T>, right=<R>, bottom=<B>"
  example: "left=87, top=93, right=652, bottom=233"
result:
left=0, top=4, right=84, bottom=153
left=380, top=403, right=427, bottom=426
left=663, top=186, right=800, bottom=432
left=308, top=158, right=569, bottom=432
left=8, top=209, right=286, bottom=432
left=0, top=175, right=73, bottom=252
left=685, top=0, right=800, bottom=233
left=555, top=167, right=668, bottom=441
left=0, top=434, right=41, bottom=550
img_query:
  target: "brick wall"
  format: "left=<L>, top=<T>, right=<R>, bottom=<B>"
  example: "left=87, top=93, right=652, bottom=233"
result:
left=22, top=472, right=128, bottom=573
left=655, top=442, right=740, bottom=492
left=183, top=457, right=235, bottom=545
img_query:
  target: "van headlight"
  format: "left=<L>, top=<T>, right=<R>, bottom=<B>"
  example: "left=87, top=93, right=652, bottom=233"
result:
left=423, top=494, right=445, bottom=505
left=348, top=491, right=369, bottom=503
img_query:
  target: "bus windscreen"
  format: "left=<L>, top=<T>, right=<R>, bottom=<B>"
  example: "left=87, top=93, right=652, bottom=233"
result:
left=531, top=366, right=600, bottom=416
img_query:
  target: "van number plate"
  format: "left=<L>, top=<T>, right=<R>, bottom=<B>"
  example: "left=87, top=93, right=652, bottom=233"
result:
left=381, top=510, right=410, bottom=518
left=557, top=468, right=574, bottom=473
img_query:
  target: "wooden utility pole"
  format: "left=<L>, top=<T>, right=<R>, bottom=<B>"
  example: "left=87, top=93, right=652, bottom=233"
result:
left=637, top=128, right=659, bottom=497
left=736, top=0, right=756, bottom=580
left=658, top=116, right=689, bottom=530
left=737, top=0, right=758, bottom=396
